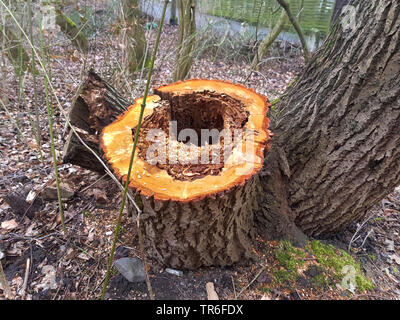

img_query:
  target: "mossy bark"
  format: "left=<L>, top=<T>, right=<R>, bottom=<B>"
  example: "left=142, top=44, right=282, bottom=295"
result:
left=55, top=12, right=89, bottom=53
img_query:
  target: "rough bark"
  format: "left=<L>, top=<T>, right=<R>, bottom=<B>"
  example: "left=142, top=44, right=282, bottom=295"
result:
left=132, top=175, right=260, bottom=269
left=331, top=0, right=351, bottom=26
left=257, top=0, right=400, bottom=238
left=121, top=0, right=146, bottom=73
left=62, top=70, right=130, bottom=172
left=172, top=0, right=196, bottom=81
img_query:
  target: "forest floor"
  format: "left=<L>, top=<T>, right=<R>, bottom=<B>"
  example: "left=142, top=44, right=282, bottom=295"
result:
left=1, top=22, right=400, bottom=300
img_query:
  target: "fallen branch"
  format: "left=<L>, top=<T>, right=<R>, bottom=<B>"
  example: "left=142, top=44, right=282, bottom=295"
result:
left=21, top=258, right=30, bottom=299
left=206, top=282, right=219, bottom=300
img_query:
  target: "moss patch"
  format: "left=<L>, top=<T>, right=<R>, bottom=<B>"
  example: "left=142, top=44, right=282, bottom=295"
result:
left=272, top=240, right=306, bottom=285
left=266, top=240, right=374, bottom=293
left=307, top=240, right=374, bottom=291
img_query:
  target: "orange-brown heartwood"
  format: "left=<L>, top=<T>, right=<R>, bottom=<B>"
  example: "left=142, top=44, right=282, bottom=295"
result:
left=101, top=79, right=271, bottom=269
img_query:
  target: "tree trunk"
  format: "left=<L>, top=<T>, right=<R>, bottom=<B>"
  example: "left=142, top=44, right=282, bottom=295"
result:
left=136, top=174, right=260, bottom=269
left=257, top=0, right=400, bottom=239
left=169, top=0, right=178, bottom=25
left=0, top=24, right=31, bottom=74
left=62, top=70, right=130, bottom=172
left=251, top=9, right=288, bottom=70
left=172, top=0, right=196, bottom=81
left=55, top=12, right=89, bottom=53
left=331, top=0, right=351, bottom=26
left=121, top=0, right=146, bottom=73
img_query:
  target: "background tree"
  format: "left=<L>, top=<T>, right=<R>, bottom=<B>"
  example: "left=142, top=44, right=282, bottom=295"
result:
left=51, top=0, right=90, bottom=53
left=257, top=0, right=400, bottom=243
left=276, top=0, right=310, bottom=63
left=55, top=11, right=89, bottom=53
left=121, top=0, right=146, bottom=73
left=169, top=0, right=177, bottom=25
left=251, top=8, right=288, bottom=70
left=0, top=24, right=31, bottom=74
left=172, top=0, right=196, bottom=81
left=252, top=0, right=310, bottom=70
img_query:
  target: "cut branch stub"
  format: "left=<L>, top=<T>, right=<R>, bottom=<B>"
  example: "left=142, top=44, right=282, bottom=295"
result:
left=62, top=70, right=130, bottom=172
left=101, top=79, right=271, bottom=269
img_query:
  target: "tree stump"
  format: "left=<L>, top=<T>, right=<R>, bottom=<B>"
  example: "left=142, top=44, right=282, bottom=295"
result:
left=100, top=79, right=271, bottom=269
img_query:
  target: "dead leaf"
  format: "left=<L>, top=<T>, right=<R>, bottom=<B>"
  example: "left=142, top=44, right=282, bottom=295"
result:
left=389, top=254, right=400, bottom=265
left=36, top=265, right=58, bottom=291
left=385, top=239, right=395, bottom=251
left=90, top=188, right=108, bottom=206
left=77, top=252, right=90, bottom=261
left=26, top=190, right=36, bottom=204
left=1, top=219, right=18, bottom=230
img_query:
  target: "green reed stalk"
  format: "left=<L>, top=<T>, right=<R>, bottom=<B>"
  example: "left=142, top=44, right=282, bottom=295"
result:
left=39, top=18, right=66, bottom=235
left=100, top=0, right=169, bottom=301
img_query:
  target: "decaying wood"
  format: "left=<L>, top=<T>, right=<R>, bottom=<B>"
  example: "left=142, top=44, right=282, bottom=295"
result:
left=101, top=80, right=271, bottom=269
left=62, top=70, right=130, bottom=172
left=206, top=282, right=219, bottom=300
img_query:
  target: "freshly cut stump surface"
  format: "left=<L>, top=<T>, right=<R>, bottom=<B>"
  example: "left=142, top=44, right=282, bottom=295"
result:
left=101, top=79, right=271, bottom=269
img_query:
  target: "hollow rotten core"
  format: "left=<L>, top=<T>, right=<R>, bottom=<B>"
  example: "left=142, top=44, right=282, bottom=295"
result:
left=133, top=90, right=249, bottom=181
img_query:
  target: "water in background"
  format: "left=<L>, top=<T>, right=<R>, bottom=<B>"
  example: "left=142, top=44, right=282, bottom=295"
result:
left=201, top=0, right=335, bottom=36
left=140, top=0, right=335, bottom=51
